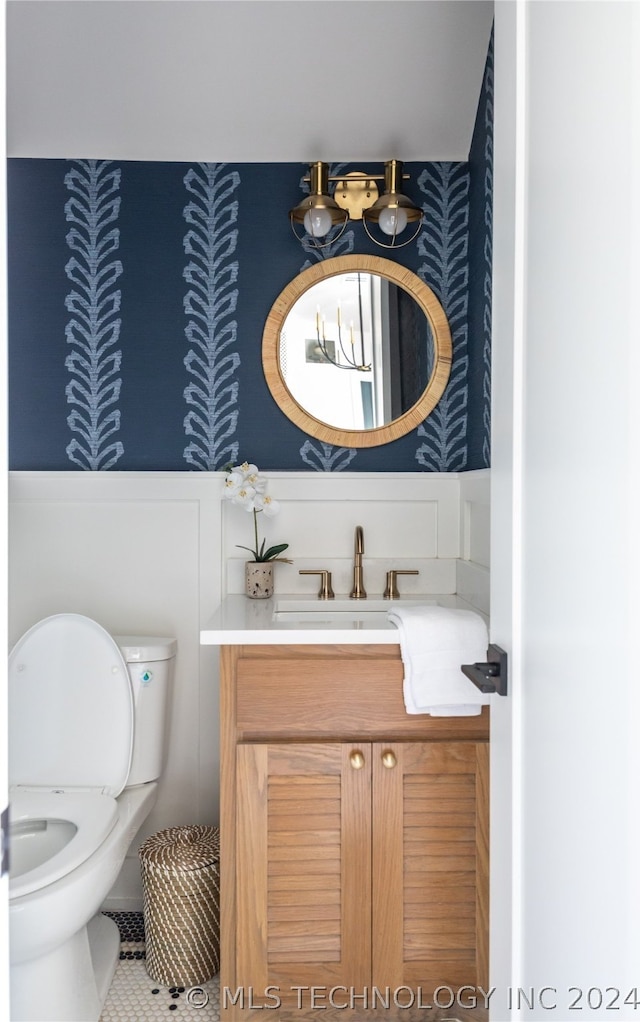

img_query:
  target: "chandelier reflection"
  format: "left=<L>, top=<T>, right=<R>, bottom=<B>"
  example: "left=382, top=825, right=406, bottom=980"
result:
left=311, top=274, right=371, bottom=372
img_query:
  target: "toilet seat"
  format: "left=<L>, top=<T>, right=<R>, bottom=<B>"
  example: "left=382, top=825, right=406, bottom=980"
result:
left=9, top=613, right=134, bottom=797
left=8, top=615, right=135, bottom=900
left=9, top=789, right=119, bottom=899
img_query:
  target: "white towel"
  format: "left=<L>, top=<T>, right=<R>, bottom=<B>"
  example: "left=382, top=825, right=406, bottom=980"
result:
left=387, top=604, right=490, bottom=716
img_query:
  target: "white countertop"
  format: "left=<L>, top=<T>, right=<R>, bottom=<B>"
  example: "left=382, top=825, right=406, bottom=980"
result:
left=200, top=594, right=485, bottom=645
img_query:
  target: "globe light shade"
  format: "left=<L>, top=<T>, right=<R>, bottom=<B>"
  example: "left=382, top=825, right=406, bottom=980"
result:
left=303, top=207, right=333, bottom=238
left=377, top=205, right=409, bottom=237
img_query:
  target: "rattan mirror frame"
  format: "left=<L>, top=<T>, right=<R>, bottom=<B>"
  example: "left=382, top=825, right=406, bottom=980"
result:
left=262, top=255, right=452, bottom=448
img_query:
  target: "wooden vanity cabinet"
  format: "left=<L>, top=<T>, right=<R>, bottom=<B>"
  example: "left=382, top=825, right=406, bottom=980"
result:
left=221, top=644, right=489, bottom=1020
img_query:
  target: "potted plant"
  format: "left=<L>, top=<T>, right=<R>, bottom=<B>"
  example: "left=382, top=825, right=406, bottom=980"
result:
left=222, top=462, right=291, bottom=598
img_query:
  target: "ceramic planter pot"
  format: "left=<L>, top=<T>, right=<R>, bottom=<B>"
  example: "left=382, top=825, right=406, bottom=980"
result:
left=245, top=561, right=274, bottom=599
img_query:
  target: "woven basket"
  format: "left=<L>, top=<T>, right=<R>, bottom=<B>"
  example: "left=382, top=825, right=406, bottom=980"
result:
left=139, top=825, right=220, bottom=987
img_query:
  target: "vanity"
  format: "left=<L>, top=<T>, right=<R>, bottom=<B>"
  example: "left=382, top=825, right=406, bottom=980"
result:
left=201, top=250, right=489, bottom=1018
left=201, top=597, right=489, bottom=1020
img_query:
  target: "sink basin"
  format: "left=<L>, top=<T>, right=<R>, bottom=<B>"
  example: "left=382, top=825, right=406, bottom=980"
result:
left=272, top=597, right=438, bottom=625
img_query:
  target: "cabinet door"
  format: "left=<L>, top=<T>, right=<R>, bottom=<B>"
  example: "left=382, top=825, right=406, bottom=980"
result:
left=372, top=742, right=489, bottom=997
left=236, top=743, right=371, bottom=1006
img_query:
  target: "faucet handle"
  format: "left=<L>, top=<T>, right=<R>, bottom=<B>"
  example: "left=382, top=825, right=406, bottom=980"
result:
left=299, top=569, right=335, bottom=600
left=384, top=569, right=419, bottom=600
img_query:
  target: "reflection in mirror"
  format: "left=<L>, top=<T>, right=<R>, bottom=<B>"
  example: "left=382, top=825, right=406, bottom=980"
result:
left=280, top=272, right=435, bottom=431
left=262, top=255, right=452, bottom=449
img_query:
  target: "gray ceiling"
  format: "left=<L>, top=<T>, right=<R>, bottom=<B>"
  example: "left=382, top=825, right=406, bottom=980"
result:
left=6, top=0, right=494, bottom=162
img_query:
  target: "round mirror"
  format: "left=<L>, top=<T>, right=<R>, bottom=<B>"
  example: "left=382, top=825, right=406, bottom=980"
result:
left=262, top=255, right=452, bottom=448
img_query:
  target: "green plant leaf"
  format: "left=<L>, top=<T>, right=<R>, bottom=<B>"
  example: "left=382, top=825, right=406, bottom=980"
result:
left=261, top=543, right=289, bottom=562
left=236, top=543, right=258, bottom=559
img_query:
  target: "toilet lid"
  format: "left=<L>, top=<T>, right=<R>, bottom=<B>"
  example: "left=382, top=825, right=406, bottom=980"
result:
left=9, top=614, right=134, bottom=797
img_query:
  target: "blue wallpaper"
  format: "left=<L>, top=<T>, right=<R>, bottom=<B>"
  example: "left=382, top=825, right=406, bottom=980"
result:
left=468, top=26, right=494, bottom=469
left=182, top=163, right=241, bottom=471
left=63, top=161, right=124, bottom=469
left=8, top=53, right=492, bottom=473
left=415, top=162, right=471, bottom=471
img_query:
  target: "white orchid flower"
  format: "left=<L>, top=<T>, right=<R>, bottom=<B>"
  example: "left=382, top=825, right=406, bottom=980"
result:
left=245, top=470, right=267, bottom=494
left=222, top=469, right=247, bottom=500
left=238, top=462, right=264, bottom=485
left=222, top=461, right=290, bottom=564
left=254, top=493, right=280, bottom=518
left=234, top=485, right=259, bottom=510
left=224, top=464, right=265, bottom=497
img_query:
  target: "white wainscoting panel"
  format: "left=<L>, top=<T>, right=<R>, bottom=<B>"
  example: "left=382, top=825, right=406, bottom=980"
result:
left=9, top=472, right=222, bottom=910
left=458, top=470, right=490, bottom=615
left=8, top=468, right=489, bottom=908
left=223, top=472, right=463, bottom=600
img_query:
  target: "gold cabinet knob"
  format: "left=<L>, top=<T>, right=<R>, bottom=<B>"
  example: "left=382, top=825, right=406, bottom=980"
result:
left=381, top=749, right=397, bottom=769
left=349, top=750, right=365, bottom=770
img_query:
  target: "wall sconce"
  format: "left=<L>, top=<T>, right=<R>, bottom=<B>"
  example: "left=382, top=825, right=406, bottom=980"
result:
left=290, top=159, right=424, bottom=250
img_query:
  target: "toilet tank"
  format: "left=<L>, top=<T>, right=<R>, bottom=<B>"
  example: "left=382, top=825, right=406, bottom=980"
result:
left=113, top=635, right=177, bottom=787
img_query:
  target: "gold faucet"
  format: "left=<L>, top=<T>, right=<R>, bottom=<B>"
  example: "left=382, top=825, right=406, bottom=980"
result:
left=350, top=525, right=367, bottom=599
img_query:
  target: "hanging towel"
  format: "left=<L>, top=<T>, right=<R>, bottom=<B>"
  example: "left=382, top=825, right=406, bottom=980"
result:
left=387, top=604, right=490, bottom=716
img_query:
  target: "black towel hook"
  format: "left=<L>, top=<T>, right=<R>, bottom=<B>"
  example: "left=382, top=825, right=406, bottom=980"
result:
left=461, top=643, right=508, bottom=697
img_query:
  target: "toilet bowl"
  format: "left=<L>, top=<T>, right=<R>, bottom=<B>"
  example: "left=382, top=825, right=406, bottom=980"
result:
left=8, top=613, right=176, bottom=1022
left=10, top=791, right=118, bottom=900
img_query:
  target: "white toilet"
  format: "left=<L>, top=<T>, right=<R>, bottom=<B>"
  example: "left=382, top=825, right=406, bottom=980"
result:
left=8, top=612, right=177, bottom=1022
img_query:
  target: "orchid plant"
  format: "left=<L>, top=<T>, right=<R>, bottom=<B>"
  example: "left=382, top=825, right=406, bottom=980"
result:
left=222, top=462, right=292, bottom=563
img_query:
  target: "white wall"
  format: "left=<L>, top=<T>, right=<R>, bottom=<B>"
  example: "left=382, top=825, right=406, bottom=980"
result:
left=489, top=0, right=521, bottom=1011
left=8, top=468, right=489, bottom=909
left=1, top=7, right=11, bottom=1015
left=6, top=0, right=494, bottom=162
left=491, top=2, right=640, bottom=1018
left=521, top=3, right=640, bottom=1009
left=9, top=473, right=223, bottom=908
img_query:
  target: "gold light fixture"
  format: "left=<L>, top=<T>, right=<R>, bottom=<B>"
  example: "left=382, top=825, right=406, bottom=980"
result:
left=289, top=161, right=349, bottom=246
left=289, top=159, right=423, bottom=250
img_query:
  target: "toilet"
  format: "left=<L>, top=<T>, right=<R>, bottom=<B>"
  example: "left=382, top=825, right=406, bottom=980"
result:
left=8, top=613, right=177, bottom=1022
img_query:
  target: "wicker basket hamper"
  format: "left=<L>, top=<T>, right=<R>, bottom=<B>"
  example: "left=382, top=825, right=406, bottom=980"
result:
left=139, top=825, right=220, bottom=987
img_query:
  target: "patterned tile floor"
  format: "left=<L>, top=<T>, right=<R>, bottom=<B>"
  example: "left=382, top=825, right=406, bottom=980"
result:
left=99, top=913, right=479, bottom=1022
left=100, top=913, right=220, bottom=1021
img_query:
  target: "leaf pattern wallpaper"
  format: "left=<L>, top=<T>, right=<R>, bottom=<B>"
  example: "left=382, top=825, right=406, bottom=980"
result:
left=64, top=160, right=124, bottom=470
left=182, top=163, right=241, bottom=470
left=481, top=31, right=494, bottom=468
left=469, top=26, right=494, bottom=470
left=8, top=39, right=492, bottom=474
left=415, top=162, right=471, bottom=471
